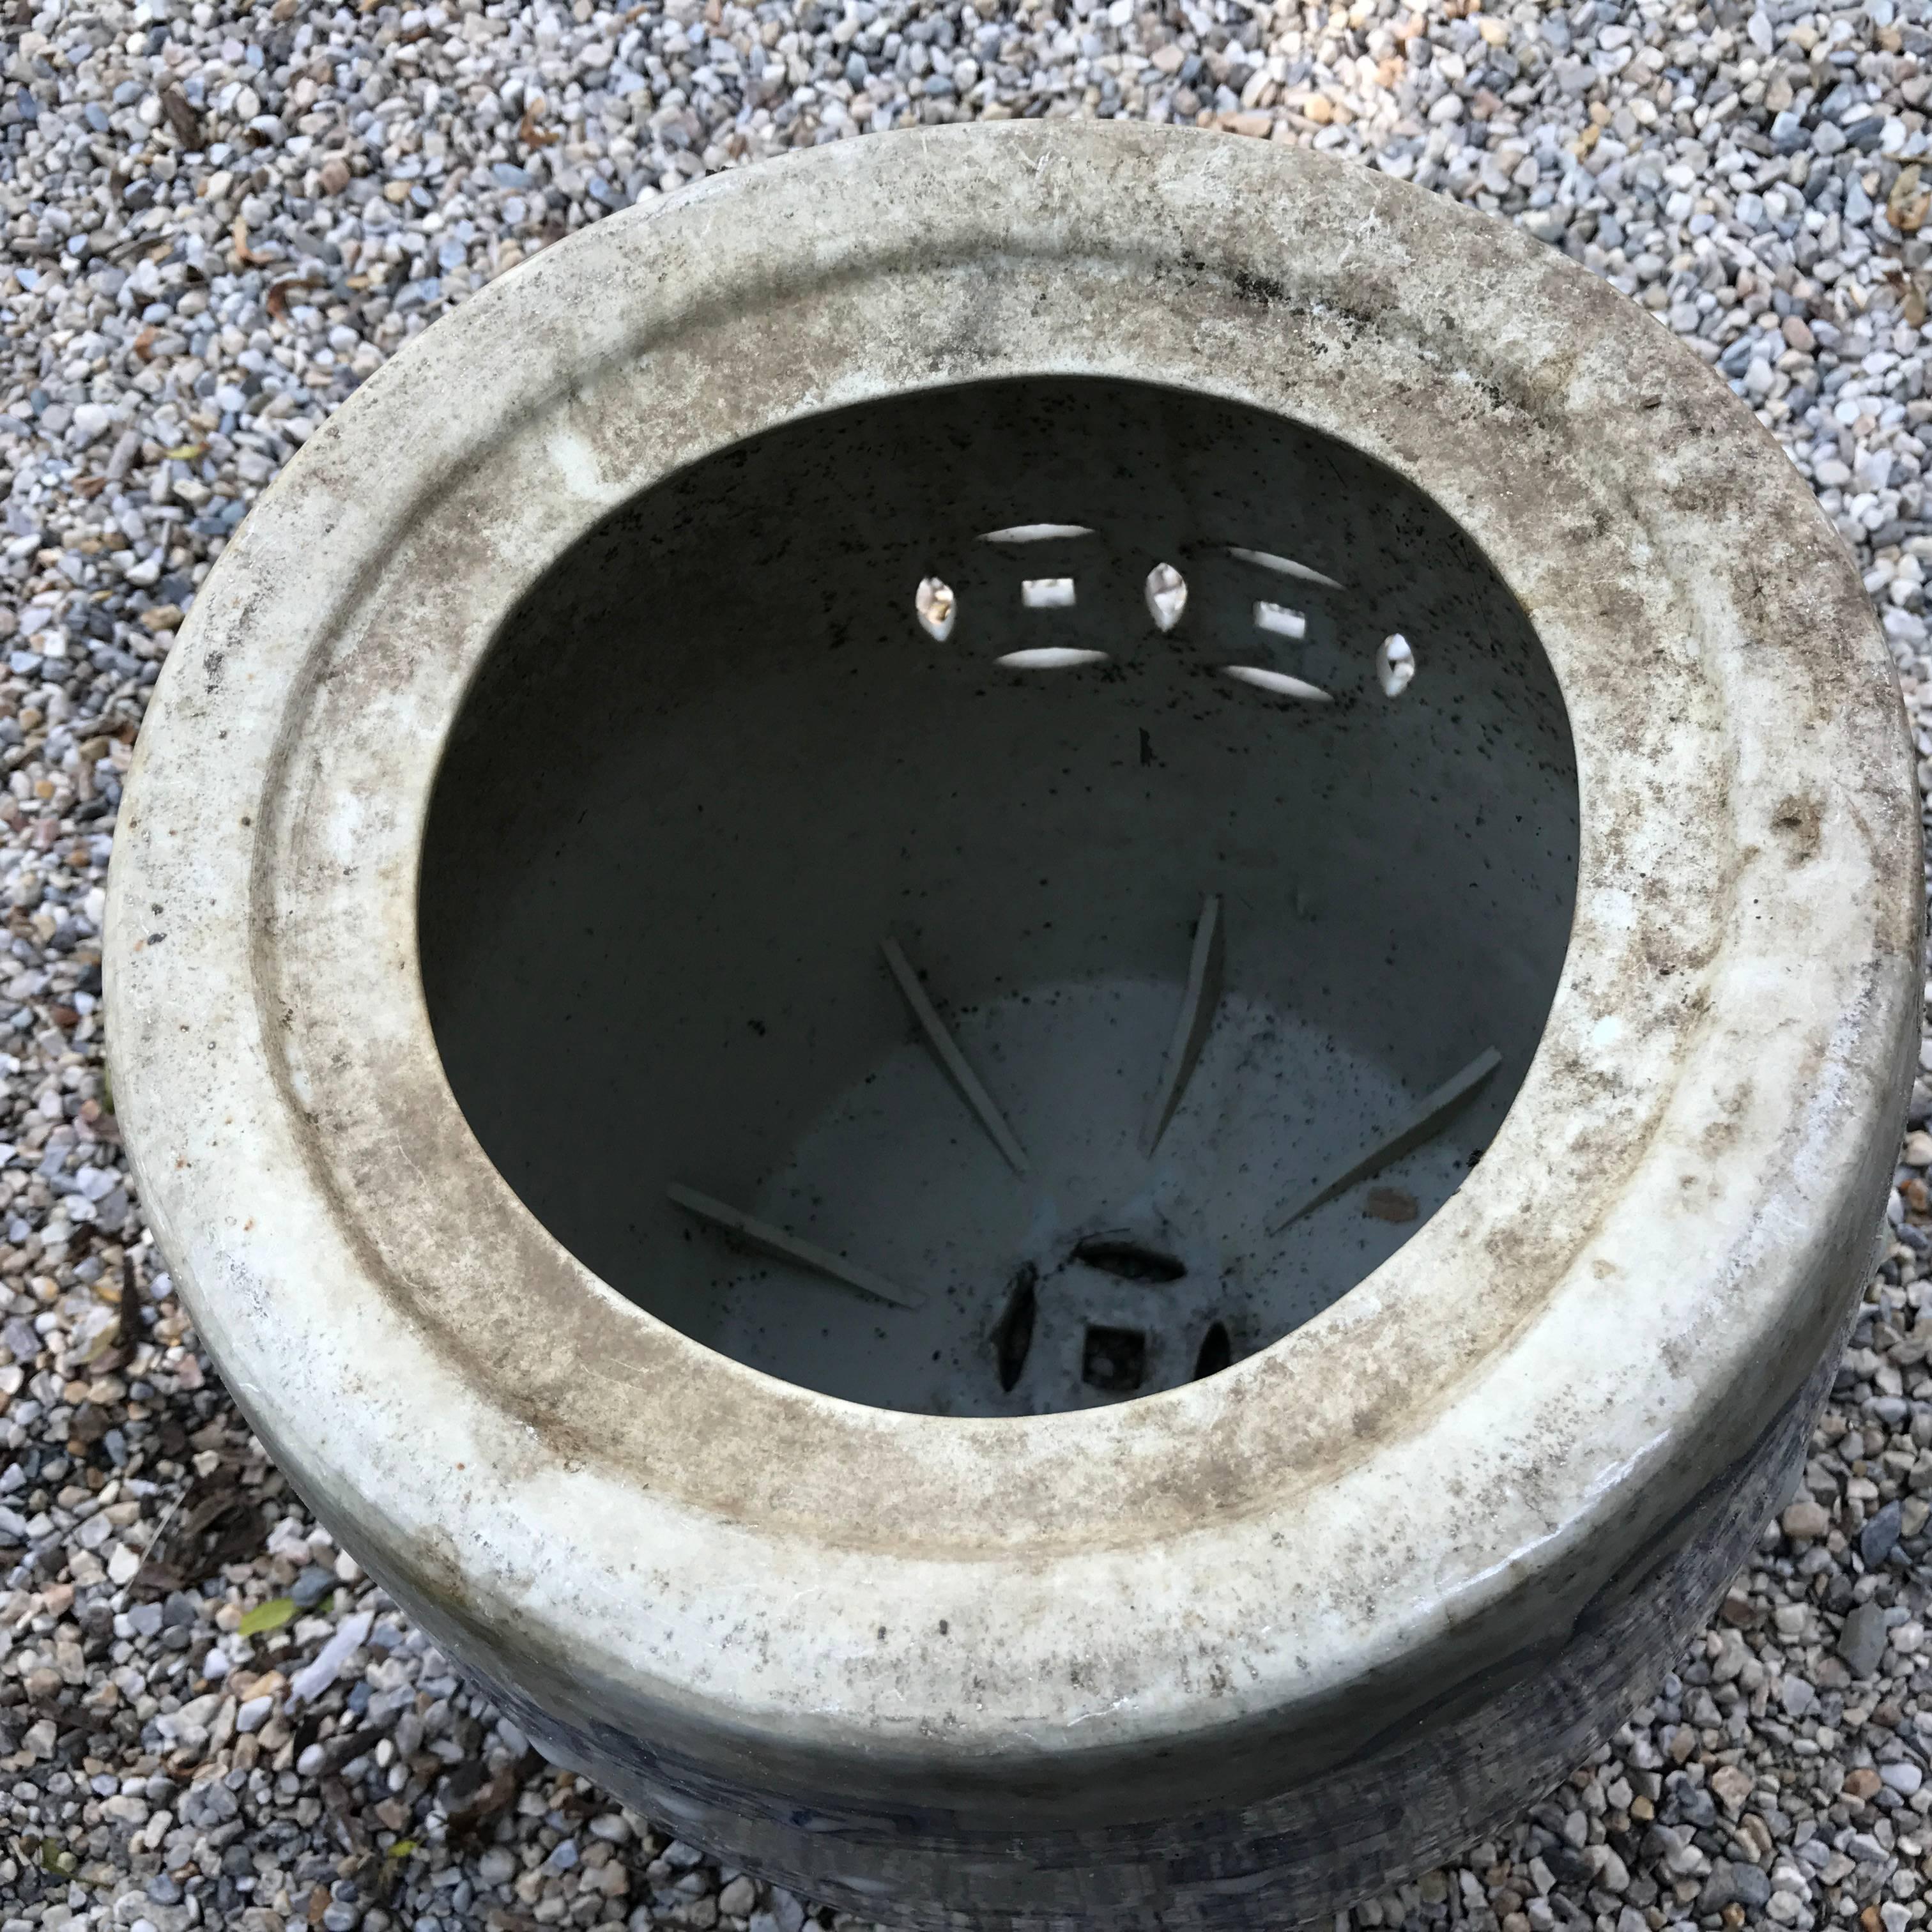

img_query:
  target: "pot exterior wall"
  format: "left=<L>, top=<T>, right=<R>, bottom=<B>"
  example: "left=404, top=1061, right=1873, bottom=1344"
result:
left=106, top=124, right=1924, bottom=1928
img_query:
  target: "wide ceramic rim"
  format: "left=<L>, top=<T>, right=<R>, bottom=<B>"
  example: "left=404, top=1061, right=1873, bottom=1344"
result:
left=107, top=123, right=1917, bottom=1775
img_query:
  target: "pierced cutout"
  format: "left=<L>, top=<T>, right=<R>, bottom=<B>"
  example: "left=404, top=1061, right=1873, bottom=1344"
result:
left=915, top=576, right=956, bottom=643
left=667, top=1183, right=924, bottom=1310
left=1253, top=601, right=1307, bottom=640
left=880, top=937, right=1028, bottom=1175
left=997, top=647, right=1110, bottom=670
left=1082, top=1324, right=1147, bottom=1395
left=1227, top=544, right=1346, bottom=590
left=1192, top=1321, right=1233, bottom=1381
left=1146, top=894, right=1225, bottom=1154
left=1021, top=577, right=1077, bottom=610
left=1071, top=1237, right=1186, bottom=1284
left=1222, top=665, right=1332, bottom=705
left=1377, top=632, right=1415, bottom=697
left=1145, top=562, right=1188, bottom=632
left=992, top=1263, right=1038, bottom=1393
left=981, top=523, right=1093, bottom=543
left=1270, top=1046, right=1502, bottom=1232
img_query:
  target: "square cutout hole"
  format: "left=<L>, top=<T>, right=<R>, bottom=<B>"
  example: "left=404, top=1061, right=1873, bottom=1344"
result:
left=1082, top=1324, right=1147, bottom=1395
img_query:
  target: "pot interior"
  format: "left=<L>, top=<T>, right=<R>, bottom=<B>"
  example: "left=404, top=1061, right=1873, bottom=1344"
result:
left=419, top=375, right=1578, bottom=1416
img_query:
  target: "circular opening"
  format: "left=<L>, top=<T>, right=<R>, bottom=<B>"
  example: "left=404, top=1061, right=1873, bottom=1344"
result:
left=1145, top=562, right=1188, bottom=633
left=420, top=376, right=1578, bottom=1418
left=1378, top=631, right=1416, bottom=698
left=913, top=575, right=955, bottom=642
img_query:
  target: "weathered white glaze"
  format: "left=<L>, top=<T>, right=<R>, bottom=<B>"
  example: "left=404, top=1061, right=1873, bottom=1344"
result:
left=106, top=123, right=1920, bottom=1926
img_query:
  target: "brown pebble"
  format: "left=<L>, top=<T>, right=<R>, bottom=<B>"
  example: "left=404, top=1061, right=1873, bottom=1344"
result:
left=1781, top=1497, right=1832, bottom=1542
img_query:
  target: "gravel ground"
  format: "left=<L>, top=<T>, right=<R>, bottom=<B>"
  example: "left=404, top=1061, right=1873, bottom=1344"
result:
left=4, top=0, right=1932, bottom=1929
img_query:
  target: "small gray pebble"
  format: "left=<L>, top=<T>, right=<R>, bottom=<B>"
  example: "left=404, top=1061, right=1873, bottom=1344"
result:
left=1860, top=1499, right=1903, bottom=1568
left=1839, top=1598, right=1890, bottom=1678
left=476, top=1848, right=517, bottom=1887
left=293, top=1564, right=337, bottom=1607
left=1703, top=1860, right=1773, bottom=1913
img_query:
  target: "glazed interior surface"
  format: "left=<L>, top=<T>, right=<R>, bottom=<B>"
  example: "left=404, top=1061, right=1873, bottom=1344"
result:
left=418, top=375, right=1578, bottom=1416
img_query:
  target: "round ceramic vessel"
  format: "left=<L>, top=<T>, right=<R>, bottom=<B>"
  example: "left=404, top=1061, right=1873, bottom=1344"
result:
left=107, top=123, right=1920, bottom=1928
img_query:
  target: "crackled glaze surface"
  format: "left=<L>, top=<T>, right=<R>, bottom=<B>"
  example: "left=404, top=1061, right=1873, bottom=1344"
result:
left=105, top=124, right=1920, bottom=1927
